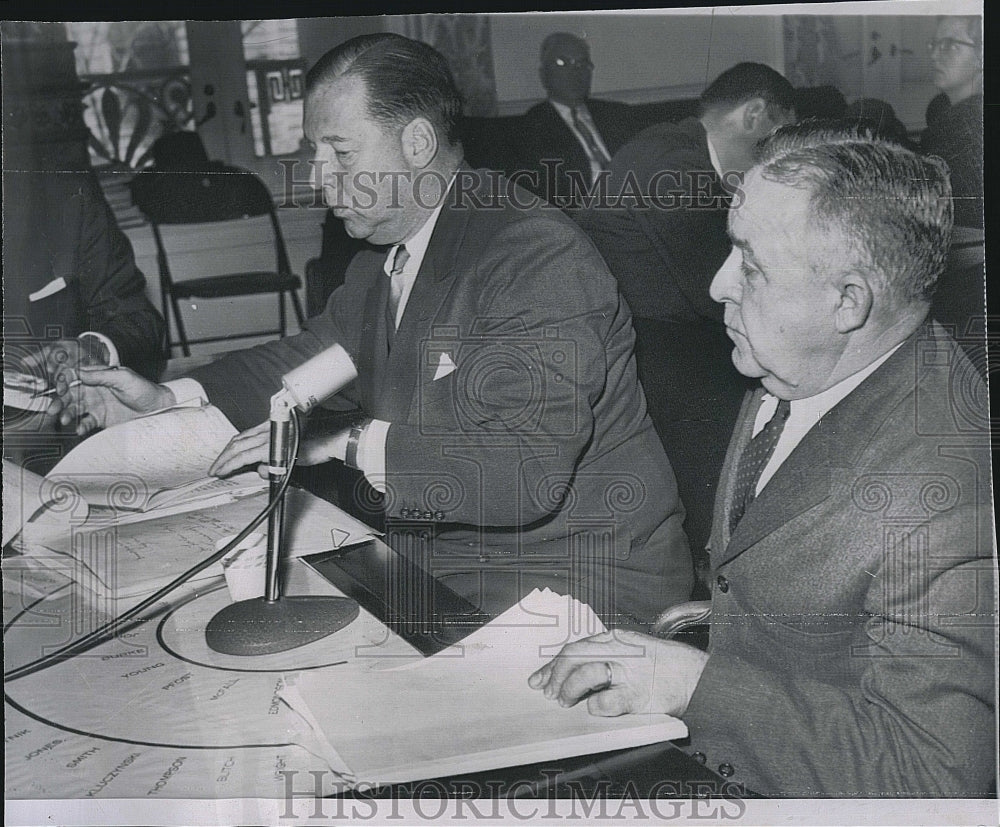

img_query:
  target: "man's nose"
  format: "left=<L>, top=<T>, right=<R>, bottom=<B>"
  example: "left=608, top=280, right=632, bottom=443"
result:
left=709, top=247, right=742, bottom=305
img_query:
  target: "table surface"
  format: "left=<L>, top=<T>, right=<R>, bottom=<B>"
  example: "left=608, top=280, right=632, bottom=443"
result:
left=4, top=395, right=732, bottom=802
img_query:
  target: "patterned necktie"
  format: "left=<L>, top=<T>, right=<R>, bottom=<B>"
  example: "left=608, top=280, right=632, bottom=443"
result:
left=572, top=106, right=611, bottom=172
left=729, top=397, right=791, bottom=533
left=385, top=244, right=409, bottom=349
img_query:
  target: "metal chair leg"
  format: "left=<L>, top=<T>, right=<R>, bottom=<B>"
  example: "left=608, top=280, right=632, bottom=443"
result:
left=289, top=287, right=306, bottom=326
left=170, top=292, right=192, bottom=357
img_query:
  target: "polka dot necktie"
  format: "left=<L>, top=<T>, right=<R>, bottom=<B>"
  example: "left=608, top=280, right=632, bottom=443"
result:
left=729, top=398, right=791, bottom=534
left=385, top=244, right=409, bottom=350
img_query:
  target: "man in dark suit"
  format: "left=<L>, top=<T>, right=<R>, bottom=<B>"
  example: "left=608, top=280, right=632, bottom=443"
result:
left=574, top=62, right=796, bottom=560
left=514, top=32, right=635, bottom=208
left=52, top=34, right=693, bottom=627
left=4, top=169, right=166, bottom=381
left=531, top=124, right=995, bottom=797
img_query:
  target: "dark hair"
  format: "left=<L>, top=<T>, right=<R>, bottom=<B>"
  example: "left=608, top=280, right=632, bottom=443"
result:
left=755, top=121, right=952, bottom=304
left=700, top=62, right=796, bottom=118
left=305, top=33, right=463, bottom=145
left=793, top=85, right=847, bottom=121
left=843, top=98, right=915, bottom=150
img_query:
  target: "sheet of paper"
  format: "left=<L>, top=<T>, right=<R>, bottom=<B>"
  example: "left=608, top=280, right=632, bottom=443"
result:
left=20, top=487, right=378, bottom=600
left=282, top=589, right=688, bottom=787
left=3, top=459, right=89, bottom=547
left=3, top=370, right=49, bottom=412
left=45, top=403, right=240, bottom=510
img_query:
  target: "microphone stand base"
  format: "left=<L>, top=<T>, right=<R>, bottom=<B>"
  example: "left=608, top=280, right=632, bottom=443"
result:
left=205, top=595, right=360, bottom=656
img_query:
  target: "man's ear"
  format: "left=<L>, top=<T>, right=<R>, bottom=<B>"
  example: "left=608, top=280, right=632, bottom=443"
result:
left=834, top=272, right=874, bottom=333
left=402, top=117, right=438, bottom=169
left=740, top=97, right=768, bottom=133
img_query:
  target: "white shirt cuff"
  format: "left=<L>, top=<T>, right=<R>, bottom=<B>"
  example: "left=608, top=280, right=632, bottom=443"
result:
left=357, top=418, right=390, bottom=493
left=77, top=331, right=120, bottom=367
left=162, top=378, right=208, bottom=405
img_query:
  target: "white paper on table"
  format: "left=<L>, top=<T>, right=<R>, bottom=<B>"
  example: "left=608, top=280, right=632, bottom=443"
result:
left=43, top=402, right=264, bottom=513
left=21, top=487, right=379, bottom=601
left=280, top=588, right=687, bottom=787
left=3, top=459, right=90, bottom=547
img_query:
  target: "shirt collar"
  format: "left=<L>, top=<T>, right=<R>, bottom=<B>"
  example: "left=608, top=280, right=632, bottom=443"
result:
left=549, top=99, right=577, bottom=119
left=705, top=132, right=723, bottom=179
left=768, top=342, right=904, bottom=428
left=383, top=174, right=454, bottom=277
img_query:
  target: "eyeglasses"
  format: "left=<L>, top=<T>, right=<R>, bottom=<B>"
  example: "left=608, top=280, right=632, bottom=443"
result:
left=927, top=37, right=978, bottom=56
left=550, top=56, right=593, bottom=69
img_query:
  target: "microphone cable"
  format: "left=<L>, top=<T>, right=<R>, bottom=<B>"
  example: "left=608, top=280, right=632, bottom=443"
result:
left=4, top=409, right=301, bottom=683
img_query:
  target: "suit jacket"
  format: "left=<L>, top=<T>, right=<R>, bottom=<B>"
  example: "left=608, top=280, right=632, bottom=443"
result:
left=190, top=169, right=693, bottom=625
left=514, top=99, right=637, bottom=207
left=3, top=170, right=166, bottom=380
left=573, top=117, right=752, bottom=554
left=682, top=322, right=995, bottom=797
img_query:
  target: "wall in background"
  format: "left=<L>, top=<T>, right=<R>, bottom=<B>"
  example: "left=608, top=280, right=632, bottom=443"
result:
left=488, top=12, right=783, bottom=111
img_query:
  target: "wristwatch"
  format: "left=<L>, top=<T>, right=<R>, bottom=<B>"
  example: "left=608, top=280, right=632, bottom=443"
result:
left=344, top=417, right=373, bottom=470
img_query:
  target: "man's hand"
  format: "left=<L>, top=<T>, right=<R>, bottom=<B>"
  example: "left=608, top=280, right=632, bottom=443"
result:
left=23, top=338, right=114, bottom=383
left=528, top=629, right=708, bottom=717
left=209, top=421, right=351, bottom=478
left=46, top=366, right=175, bottom=436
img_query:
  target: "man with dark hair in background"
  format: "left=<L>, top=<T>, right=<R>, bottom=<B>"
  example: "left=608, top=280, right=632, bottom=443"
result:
left=574, top=62, right=796, bottom=563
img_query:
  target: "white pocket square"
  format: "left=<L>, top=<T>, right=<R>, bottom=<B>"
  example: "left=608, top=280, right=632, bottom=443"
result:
left=433, top=352, right=457, bottom=381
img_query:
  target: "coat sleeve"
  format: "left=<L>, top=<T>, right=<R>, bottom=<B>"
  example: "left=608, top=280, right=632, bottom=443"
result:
left=70, top=178, right=167, bottom=380
left=684, top=496, right=996, bottom=797
left=382, top=214, right=627, bottom=528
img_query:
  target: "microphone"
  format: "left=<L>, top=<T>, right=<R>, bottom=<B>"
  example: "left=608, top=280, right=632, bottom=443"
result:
left=205, top=344, right=362, bottom=656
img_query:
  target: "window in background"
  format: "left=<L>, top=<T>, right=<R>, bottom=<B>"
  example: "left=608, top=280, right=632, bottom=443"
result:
left=241, top=20, right=306, bottom=157
left=67, top=21, right=192, bottom=171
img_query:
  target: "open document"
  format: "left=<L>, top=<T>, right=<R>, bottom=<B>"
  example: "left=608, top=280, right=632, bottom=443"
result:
left=281, top=589, right=687, bottom=788
left=42, top=402, right=265, bottom=516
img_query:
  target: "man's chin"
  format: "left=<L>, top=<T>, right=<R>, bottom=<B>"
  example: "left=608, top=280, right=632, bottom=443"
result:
left=338, top=214, right=372, bottom=240
left=730, top=348, right=766, bottom=381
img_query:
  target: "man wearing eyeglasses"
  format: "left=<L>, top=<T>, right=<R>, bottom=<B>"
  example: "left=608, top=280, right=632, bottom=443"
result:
left=514, top=32, right=635, bottom=208
left=922, top=15, right=983, bottom=231
left=921, top=15, right=984, bottom=375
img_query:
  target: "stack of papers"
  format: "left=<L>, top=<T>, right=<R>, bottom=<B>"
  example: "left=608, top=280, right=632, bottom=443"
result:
left=281, top=588, right=687, bottom=788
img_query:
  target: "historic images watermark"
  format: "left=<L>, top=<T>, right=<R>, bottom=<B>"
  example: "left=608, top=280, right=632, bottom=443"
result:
left=278, top=160, right=744, bottom=212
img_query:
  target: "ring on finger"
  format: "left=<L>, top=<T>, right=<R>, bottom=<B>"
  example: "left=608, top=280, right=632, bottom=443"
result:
left=601, top=661, right=614, bottom=691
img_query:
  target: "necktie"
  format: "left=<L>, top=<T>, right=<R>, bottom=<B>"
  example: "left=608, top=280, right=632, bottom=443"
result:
left=385, top=244, right=409, bottom=349
left=729, top=397, right=791, bottom=534
left=572, top=106, right=611, bottom=173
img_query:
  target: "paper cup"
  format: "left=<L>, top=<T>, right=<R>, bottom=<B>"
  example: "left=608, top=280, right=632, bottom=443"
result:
left=217, top=532, right=267, bottom=602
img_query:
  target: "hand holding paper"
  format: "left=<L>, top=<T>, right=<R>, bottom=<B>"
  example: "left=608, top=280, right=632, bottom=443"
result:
left=210, top=421, right=352, bottom=478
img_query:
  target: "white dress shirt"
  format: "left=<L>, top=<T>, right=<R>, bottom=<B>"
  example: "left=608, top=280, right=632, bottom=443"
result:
left=752, top=344, right=903, bottom=495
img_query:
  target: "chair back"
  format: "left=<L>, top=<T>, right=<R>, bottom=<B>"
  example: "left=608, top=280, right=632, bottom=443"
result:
left=130, top=163, right=291, bottom=275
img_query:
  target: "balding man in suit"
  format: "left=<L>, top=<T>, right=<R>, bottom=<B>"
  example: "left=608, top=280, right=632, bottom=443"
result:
left=514, top=32, right=635, bottom=208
